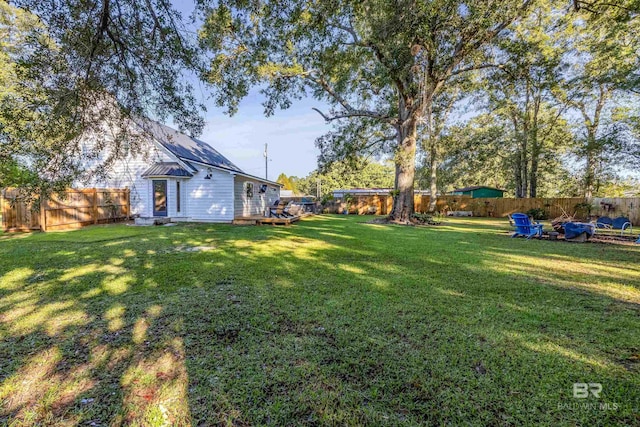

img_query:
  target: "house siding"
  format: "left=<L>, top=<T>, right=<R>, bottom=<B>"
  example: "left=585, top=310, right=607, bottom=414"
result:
left=76, top=117, right=268, bottom=222
left=82, top=138, right=174, bottom=217
left=234, top=177, right=280, bottom=217
left=186, top=167, right=235, bottom=222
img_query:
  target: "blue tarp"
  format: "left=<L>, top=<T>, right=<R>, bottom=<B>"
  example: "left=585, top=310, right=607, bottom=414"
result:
left=564, top=222, right=595, bottom=240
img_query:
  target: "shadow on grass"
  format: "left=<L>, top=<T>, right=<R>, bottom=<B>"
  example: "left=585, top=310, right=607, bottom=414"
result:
left=0, top=216, right=638, bottom=425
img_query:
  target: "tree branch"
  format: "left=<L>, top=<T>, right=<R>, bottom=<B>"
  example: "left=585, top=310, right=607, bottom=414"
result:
left=450, top=63, right=503, bottom=77
left=307, top=75, right=393, bottom=123
left=312, top=107, right=392, bottom=123
left=573, top=0, right=632, bottom=13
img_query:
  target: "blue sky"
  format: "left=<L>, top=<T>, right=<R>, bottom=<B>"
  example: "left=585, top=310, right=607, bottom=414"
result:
left=197, top=90, right=330, bottom=180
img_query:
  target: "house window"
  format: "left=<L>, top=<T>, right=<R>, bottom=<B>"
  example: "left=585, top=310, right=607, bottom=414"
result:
left=245, top=182, right=254, bottom=198
left=176, top=181, right=181, bottom=213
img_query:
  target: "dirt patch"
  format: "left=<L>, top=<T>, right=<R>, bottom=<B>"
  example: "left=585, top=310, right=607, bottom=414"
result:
left=509, top=232, right=639, bottom=246
left=556, top=235, right=638, bottom=246
left=173, top=245, right=216, bottom=252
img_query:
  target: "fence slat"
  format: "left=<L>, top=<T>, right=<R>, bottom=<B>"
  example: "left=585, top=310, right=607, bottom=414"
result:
left=323, top=195, right=640, bottom=226
left=2, top=188, right=130, bottom=232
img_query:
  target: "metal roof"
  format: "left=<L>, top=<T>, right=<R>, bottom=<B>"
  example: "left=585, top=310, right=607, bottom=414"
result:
left=452, top=186, right=505, bottom=193
left=141, top=162, right=193, bottom=178
left=332, top=188, right=433, bottom=195
left=137, top=120, right=244, bottom=173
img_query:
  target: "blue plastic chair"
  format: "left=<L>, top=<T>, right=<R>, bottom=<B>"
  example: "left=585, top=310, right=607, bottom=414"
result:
left=511, top=213, right=543, bottom=239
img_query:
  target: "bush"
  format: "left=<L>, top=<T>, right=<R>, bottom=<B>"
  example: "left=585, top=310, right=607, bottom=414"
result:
left=320, top=194, right=334, bottom=205
left=412, top=212, right=444, bottom=225
left=526, top=208, right=548, bottom=220
left=574, top=202, right=593, bottom=218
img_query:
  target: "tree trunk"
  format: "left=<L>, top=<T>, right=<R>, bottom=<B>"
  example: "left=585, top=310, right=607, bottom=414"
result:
left=584, top=132, right=597, bottom=199
left=520, top=126, right=528, bottom=198
left=529, top=128, right=540, bottom=198
left=428, top=143, right=438, bottom=212
left=579, top=86, right=608, bottom=199
left=390, top=116, right=418, bottom=222
left=528, top=95, right=541, bottom=198
left=514, top=154, right=523, bottom=198
left=529, top=154, right=538, bottom=198
left=425, top=102, right=439, bottom=213
left=511, top=114, right=527, bottom=199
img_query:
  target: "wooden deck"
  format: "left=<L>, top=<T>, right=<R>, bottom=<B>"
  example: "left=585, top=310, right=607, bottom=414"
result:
left=232, top=215, right=301, bottom=226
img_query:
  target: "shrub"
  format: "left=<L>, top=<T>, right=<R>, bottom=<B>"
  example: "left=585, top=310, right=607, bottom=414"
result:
left=574, top=202, right=593, bottom=218
left=412, top=212, right=444, bottom=225
left=321, top=194, right=334, bottom=205
left=526, top=208, right=548, bottom=220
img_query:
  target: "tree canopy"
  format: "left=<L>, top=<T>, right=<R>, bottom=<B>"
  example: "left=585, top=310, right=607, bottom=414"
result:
left=277, top=160, right=394, bottom=199
left=198, top=0, right=535, bottom=220
left=1, top=0, right=203, bottom=192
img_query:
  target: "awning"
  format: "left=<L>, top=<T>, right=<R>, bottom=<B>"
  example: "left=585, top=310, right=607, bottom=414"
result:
left=141, top=162, right=193, bottom=178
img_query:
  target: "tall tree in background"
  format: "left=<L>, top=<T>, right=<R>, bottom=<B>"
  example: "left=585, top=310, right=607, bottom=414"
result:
left=432, top=115, right=514, bottom=193
left=198, top=0, right=533, bottom=222
left=561, top=2, right=640, bottom=198
left=480, top=2, right=569, bottom=198
left=1, top=0, right=203, bottom=191
left=276, top=173, right=300, bottom=194
left=434, top=113, right=578, bottom=197
left=419, top=85, right=462, bottom=211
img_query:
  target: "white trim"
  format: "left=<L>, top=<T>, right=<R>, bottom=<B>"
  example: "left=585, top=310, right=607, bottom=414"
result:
left=180, top=158, right=282, bottom=186
left=230, top=171, right=283, bottom=187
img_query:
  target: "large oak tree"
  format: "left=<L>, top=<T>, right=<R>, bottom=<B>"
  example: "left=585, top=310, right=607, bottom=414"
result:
left=198, top=0, right=533, bottom=221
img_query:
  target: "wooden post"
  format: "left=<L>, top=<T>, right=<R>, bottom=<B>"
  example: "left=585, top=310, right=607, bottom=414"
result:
left=92, top=188, right=98, bottom=224
left=0, top=191, right=4, bottom=232
left=39, top=192, right=47, bottom=232
left=125, top=187, right=131, bottom=219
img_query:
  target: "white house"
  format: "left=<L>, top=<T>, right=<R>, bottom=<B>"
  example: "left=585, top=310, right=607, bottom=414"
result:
left=85, top=119, right=281, bottom=222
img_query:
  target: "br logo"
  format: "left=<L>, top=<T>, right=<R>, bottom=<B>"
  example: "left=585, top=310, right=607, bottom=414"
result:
left=573, top=383, right=602, bottom=398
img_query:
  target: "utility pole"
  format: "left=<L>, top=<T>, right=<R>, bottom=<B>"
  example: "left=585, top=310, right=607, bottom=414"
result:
left=264, top=143, right=268, bottom=180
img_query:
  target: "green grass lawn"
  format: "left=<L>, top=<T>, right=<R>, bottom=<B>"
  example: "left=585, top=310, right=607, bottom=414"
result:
left=0, top=216, right=638, bottom=426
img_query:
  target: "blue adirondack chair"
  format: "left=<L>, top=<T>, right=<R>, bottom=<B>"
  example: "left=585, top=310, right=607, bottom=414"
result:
left=511, top=213, right=544, bottom=239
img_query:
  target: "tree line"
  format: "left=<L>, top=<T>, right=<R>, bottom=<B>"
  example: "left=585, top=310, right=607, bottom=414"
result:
left=277, top=160, right=395, bottom=201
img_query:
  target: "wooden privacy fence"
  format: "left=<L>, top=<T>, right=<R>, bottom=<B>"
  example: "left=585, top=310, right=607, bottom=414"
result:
left=324, top=195, right=640, bottom=225
left=1, top=188, right=130, bottom=232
